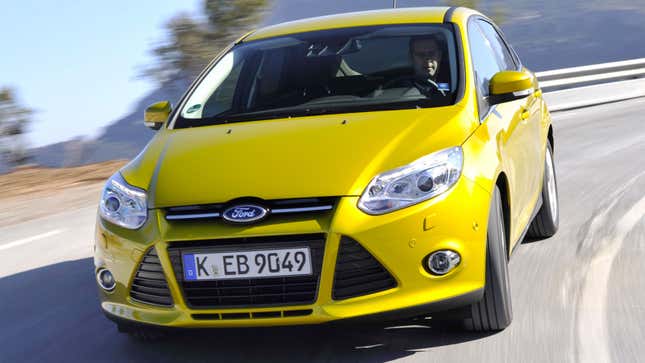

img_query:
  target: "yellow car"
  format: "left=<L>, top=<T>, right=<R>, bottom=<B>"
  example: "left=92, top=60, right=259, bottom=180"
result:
left=94, top=6, right=558, bottom=337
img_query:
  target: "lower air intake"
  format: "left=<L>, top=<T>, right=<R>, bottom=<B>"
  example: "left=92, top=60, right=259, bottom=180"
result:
left=332, top=237, right=397, bottom=300
left=130, top=247, right=173, bottom=307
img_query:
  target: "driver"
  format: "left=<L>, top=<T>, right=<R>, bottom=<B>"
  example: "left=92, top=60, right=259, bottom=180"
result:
left=375, top=35, right=448, bottom=98
left=372, top=34, right=449, bottom=99
left=411, top=36, right=442, bottom=81
left=409, top=35, right=448, bottom=96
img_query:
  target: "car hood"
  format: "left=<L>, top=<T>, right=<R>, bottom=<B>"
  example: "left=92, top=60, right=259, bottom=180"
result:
left=122, top=106, right=477, bottom=208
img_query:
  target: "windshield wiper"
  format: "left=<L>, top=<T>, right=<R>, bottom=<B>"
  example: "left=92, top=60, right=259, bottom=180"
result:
left=213, top=106, right=328, bottom=123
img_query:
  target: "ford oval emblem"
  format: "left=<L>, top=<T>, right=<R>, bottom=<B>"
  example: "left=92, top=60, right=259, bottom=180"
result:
left=222, top=204, right=268, bottom=223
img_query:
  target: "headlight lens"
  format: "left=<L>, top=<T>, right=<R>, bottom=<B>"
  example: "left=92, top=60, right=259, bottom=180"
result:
left=358, top=146, right=463, bottom=214
left=99, top=172, right=148, bottom=229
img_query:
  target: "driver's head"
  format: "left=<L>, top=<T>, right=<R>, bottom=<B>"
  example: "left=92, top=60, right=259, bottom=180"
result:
left=410, top=36, right=443, bottom=79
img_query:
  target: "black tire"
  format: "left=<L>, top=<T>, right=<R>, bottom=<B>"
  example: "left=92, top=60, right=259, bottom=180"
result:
left=527, top=141, right=559, bottom=238
left=463, top=186, right=512, bottom=331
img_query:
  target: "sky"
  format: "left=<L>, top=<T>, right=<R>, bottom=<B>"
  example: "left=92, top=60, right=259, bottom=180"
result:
left=0, top=0, right=201, bottom=147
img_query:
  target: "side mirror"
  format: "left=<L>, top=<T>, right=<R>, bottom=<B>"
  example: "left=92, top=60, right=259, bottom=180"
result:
left=489, top=70, right=534, bottom=105
left=144, top=101, right=172, bottom=130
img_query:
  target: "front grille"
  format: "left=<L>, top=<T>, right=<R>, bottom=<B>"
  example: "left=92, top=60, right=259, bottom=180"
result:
left=332, top=237, right=397, bottom=300
left=167, top=234, right=325, bottom=309
left=164, top=197, right=337, bottom=221
left=192, top=309, right=312, bottom=320
left=130, top=248, right=173, bottom=307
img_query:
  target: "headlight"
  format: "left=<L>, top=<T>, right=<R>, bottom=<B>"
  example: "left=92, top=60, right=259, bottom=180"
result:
left=358, top=146, right=463, bottom=214
left=99, top=172, right=148, bottom=229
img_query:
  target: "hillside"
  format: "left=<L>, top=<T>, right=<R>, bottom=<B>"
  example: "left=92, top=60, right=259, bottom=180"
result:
left=31, top=85, right=185, bottom=168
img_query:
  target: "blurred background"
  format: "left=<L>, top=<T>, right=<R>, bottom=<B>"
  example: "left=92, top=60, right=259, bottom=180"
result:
left=1, top=0, right=644, bottom=175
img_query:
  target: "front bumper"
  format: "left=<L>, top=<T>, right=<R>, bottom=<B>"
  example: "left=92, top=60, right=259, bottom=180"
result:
left=94, top=176, right=491, bottom=328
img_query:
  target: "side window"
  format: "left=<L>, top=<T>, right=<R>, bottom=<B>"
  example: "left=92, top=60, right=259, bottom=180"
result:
left=477, top=20, right=517, bottom=71
left=468, top=19, right=503, bottom=119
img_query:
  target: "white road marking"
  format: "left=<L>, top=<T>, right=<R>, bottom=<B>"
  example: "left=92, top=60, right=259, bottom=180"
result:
left=0, top=229, right=66, bottom=251
left=577, top=193, right=645, bottom=363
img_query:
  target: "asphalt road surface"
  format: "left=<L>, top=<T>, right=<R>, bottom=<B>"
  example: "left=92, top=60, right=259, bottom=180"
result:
left=1, top=98, right=644, bottom=363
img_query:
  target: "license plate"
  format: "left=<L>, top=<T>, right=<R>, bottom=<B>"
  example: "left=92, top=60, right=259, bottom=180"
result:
left=182, top=247, right=312, bottom=281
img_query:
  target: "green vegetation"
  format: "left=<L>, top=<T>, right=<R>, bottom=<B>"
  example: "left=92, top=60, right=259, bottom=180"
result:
left=143, top=0, right=269, bottom=85
left=0, top=87, right=33, bottom=167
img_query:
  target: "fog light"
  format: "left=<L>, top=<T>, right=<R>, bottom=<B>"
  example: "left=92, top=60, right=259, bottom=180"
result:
left=97, top=268, right=116, bottom=291
left=426, top=250, right=460, bottom=275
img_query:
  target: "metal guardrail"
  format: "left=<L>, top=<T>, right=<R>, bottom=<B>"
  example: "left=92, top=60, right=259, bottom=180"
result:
left=536, top=58, right=645, bottom=92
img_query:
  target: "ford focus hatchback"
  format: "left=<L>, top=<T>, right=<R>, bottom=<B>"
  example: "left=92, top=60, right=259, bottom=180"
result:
left=94, top=6, right=558, bottom=337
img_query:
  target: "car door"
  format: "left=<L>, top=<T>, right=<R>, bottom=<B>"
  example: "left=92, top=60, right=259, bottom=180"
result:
left=477, top=20, right=543, bottom=221
left=467, top=18, right=534, bottom=245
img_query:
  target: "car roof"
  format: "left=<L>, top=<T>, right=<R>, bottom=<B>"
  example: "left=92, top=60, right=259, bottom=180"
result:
left=244, top=7, right=453, bottom=42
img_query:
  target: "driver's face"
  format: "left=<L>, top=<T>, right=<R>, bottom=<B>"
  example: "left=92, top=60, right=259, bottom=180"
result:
left=412, top=39, right=442, bottom=78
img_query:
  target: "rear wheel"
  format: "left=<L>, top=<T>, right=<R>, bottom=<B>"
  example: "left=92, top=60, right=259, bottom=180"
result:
left=528, top=141, right=559, bottom=238
left=463, top=186, right=512, bottom=331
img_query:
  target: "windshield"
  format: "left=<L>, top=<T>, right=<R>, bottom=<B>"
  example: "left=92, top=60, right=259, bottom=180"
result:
left=175, top=24, right=459, bottom=127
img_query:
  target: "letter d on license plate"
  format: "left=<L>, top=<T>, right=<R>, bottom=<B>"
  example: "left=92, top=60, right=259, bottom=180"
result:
left=183, top=247, right=312, bottom=281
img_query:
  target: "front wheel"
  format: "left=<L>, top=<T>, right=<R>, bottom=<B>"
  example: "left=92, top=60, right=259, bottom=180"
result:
left=528, top=141, right=559, bottom=238
left=463, top=186, right=513, bottom=331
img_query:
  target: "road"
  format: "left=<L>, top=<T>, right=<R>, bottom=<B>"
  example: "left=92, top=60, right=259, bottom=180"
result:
left=1, top=98, right=645, bottom=363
